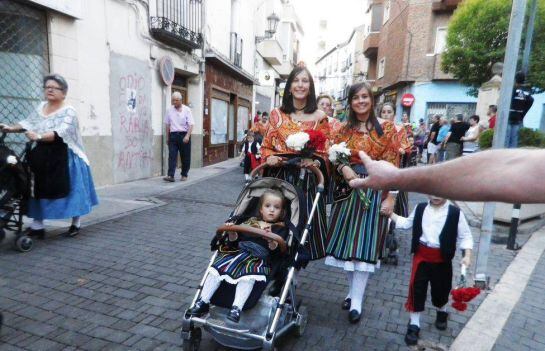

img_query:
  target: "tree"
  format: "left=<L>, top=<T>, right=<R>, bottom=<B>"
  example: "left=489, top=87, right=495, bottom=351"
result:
left=441, top=0, right=545, bottom=96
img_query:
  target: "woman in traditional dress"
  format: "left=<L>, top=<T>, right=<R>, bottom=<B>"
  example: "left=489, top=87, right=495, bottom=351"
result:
left=325, top=83, right=398, bottom=323
left=0, top=74, right=98, bottom=239
left=261, top=64, right=330, bottom=270
left=380, top=102, right=412, bottom=217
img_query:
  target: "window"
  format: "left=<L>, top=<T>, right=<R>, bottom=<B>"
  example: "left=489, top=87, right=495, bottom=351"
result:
left=435, top=27, right=448, bottom=54
left=237, top=105, right=249, bottom=142
left=378, top=57, right=386, bottom=79
left=383, top=0, right=391, bottom=24
left=211, top=98, right=228, bottom=144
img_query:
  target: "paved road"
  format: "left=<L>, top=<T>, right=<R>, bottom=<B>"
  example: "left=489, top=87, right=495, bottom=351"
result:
left=0, top=169, right=523, bottom=350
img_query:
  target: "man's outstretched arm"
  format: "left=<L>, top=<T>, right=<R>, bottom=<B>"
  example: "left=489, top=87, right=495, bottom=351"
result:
left=350, top=149, right=545, bottom=203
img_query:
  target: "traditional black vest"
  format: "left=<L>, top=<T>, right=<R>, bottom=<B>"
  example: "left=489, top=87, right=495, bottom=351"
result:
left=411, top=202, right=460, bottom=261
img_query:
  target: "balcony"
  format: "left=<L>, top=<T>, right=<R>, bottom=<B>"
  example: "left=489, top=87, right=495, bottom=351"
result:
left=230, top=32, right=243, bottom=68
left=432, top=0, right=462, bottom=12
left=363, top=32, right=380, bottom=58
left=274, top=61, right=294, bottom=79
left=257, top=39, right=283, bottom=66
left=150, top=0, right=203, bottom=51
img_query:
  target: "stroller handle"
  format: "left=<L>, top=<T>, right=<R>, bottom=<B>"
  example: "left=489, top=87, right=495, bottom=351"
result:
left=250, top=158, right=325, bottom=189
left=216, top=224, right=288, bottom=254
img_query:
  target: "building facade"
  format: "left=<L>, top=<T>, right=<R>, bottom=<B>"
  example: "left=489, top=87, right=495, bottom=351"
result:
left=315, top=25, right=368, bottom=110
left=0, top=0, right=205, bottom=186
left=363, top=0, right=477, bottom=122
left=0, top=0, right=304, bottom=182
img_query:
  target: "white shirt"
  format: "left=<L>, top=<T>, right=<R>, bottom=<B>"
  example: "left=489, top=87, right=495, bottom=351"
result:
left=394, top=201, right=473, bottom=250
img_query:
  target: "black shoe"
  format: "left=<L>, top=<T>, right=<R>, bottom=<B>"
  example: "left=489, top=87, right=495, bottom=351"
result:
left=189, top=299, right=209, bottom=317
left=405, top=324, right=420, bottom=346
left=341, top=298, right=351, bottom=310
left=227, top=306, right=241, bottom=323
left=65, top=225, right=80, bottom=237
left=163, top=176, right=175, bottom=182
left=27, top=229, right=45, bottom=240
left=348, top=309, right=361, bottom=324
left=435, top=311, right=448, bottom=330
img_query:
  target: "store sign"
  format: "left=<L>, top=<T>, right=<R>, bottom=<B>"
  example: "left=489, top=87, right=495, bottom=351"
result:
left=27, top=0, right=83, bottom=19
left=401, top=93, right=415, bottom=107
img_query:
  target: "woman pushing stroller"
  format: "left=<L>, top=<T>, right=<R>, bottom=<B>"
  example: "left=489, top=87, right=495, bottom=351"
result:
left=189, top=189, right=288, bottom=323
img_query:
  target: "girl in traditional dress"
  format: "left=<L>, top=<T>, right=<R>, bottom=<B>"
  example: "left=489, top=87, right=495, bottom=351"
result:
left=0, top=74, right=98, bottom=239
left=380, top=102, right=412, bottom=217
left=261, top=64, right=330, bottom=269
left=189, top=189, right=287, bottom=323
left=325, top=83, right=398, bottom=324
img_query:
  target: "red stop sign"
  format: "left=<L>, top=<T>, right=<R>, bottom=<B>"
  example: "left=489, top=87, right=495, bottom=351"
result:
left=401, top=93, right=415, bottom=107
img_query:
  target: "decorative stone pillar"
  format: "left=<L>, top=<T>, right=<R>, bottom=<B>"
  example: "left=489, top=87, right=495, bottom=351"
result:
left=476, top=63, right=503, bottom=129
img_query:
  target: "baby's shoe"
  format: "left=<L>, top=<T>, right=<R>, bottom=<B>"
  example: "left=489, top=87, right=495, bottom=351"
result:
left=189, top=299, right=209, bottom=316
left=227, top=306, right=241, bottom=323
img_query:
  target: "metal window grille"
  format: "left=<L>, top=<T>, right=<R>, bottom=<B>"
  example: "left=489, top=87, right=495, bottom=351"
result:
left=0, top=1, right=49, bottom=155
left=150, top=0, right=203, bottom=51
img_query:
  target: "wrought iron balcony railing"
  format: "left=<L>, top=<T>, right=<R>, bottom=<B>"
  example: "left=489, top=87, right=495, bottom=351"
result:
left=150, top=0, right=203, bottom=51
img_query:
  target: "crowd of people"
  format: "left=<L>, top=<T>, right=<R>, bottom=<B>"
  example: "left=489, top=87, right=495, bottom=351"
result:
left=1, top=66, right=540, bottom=348
left=223, top=63, right=479, bottom=345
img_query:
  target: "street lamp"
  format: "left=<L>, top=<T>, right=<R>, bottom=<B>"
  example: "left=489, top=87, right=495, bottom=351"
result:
left=255, top=12, right=280, bottom=43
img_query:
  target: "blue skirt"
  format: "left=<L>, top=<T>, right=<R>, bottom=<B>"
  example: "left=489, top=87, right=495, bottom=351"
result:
left=28, top=150, right=99, bottom=220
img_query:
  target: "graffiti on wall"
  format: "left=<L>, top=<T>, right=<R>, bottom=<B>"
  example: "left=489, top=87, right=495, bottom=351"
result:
left=110, top=54, right=153, bottom=183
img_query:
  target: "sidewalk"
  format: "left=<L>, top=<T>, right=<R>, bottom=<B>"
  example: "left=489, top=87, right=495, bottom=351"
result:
left=9, top=158, right=241, bottom=239
left=451, top=222, right=545, bottom=351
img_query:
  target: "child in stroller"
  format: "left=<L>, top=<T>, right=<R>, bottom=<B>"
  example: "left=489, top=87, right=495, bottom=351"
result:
left=189, top=188, right=288, bottom=323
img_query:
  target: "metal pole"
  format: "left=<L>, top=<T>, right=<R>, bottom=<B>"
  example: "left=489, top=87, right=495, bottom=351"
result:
left=506, top=0, right=536, bottom=250
left=521, top=0, right=538, bottom=75
left=475, top=0, right=528, bottom=289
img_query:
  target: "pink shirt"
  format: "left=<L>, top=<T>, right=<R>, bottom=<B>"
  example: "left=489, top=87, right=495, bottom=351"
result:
left=164, top=105, right=194, bottom=132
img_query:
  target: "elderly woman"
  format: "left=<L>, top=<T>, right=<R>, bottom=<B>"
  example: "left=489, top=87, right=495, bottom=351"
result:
left=0, top=74, right=98, bottom=239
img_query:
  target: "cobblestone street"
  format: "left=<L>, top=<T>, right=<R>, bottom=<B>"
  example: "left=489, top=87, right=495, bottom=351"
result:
left=0, top=169, right=530, bottom=350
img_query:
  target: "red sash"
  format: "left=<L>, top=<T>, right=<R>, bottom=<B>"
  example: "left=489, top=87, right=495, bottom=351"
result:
left=405, top=244, right=444, bottom=312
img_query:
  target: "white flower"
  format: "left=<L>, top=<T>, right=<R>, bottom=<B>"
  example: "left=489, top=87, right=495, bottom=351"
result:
left=328, top=142, right=351, bottom=163
left=285, top=132, right=309, bottom=151
left=6, top=155, right=17, bottom=165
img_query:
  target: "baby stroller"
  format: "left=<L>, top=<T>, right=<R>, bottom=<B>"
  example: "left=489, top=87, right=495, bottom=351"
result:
left=181, top=163, right=325, bottom=351
left=0, top=132, right=33, bottom=252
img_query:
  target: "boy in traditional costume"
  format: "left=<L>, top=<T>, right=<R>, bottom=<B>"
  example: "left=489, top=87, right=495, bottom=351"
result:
left=389, top=196, right=473, bottom=346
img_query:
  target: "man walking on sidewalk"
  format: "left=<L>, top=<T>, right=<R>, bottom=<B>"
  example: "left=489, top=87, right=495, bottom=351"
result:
left=164, top=92, right=195, bottom=182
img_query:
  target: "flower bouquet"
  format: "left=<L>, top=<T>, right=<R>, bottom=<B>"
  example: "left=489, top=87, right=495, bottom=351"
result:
left=328, top=142, right=371, bottom=208
left=285, top=130, right=326, bottom=158
left=451, top=265, right=481, bottom=312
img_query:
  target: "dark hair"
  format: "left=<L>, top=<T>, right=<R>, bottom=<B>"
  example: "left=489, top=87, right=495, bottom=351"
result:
left=345, top=82, right=378, bottom=131
left=257, top=189, right=286, bottom=222
left=43, top=74, right=68, bottom=93
left=489, top=105, right=497, bottom=113
left=455, top=113, right=464, bottom=121
left=469, top=115, right=480, bottom=123
left=257, top=110, right=262, bottom=115
left=262, top=111, right=269, bottom=117
left=280, top=66, right=318, bottom=114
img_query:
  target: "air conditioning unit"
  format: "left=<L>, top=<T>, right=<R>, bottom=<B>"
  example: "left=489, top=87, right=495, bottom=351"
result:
left=258, top=70, right=275, bottom=87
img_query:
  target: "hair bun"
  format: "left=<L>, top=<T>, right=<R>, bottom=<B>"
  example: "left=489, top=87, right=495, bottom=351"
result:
left=296, top=61, right=306, bottom=68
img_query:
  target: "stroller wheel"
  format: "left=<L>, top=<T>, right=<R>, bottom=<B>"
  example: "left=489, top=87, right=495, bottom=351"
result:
left=0, top=228, right=5, bottom=242
left=295, top=305, right=308, bottom=337
left=14, top=235, right=33, bottom=252
left=182, top=327, right=201, bottom=351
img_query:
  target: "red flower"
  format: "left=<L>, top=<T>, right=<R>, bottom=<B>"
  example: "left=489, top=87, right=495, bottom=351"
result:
left=452, top=301, right=468, bottom=312
left=304, top=129, right=327, bottom=152
left=452, top=287, right=481, bottom=303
